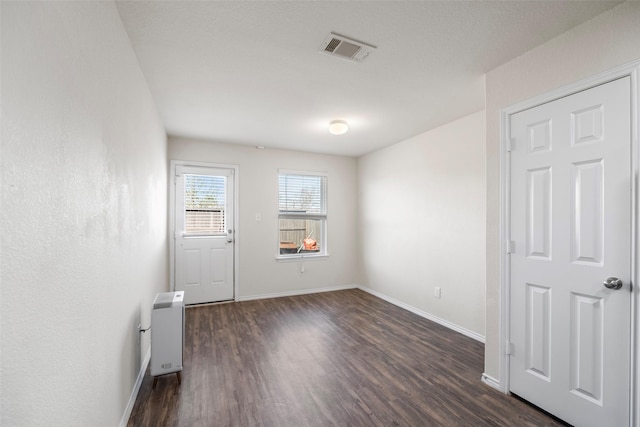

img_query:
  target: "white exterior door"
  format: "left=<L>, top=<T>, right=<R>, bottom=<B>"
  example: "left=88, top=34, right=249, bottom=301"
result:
left=509, top=77, right=631, bottom=426
left=174, top=165, right=234, bottom=304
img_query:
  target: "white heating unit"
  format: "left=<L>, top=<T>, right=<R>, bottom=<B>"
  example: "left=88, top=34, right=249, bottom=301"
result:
left=151, top=291, right=184, bottom=387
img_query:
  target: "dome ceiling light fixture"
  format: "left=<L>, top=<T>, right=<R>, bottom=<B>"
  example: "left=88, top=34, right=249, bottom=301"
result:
left=329, top=120, right=349, bottom=135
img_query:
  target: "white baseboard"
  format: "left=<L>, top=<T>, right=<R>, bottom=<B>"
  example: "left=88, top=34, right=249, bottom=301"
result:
left=357, top=285, right=485, bottom=343
left=481, top=373, right=503, bottom=392
left=119, top=347, right=151, bottom=427
left=236, top=284, right=357, bottom=302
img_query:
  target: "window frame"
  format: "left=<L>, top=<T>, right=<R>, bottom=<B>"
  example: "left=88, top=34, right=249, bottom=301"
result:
left=276, top=169, right=328, bottom=260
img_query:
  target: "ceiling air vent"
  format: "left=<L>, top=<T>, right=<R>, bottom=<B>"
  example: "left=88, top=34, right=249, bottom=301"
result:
left=319, top=32, right=376, bottom=62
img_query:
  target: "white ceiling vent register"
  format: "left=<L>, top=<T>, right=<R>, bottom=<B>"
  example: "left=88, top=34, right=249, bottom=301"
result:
left=319, top=32, right=376, bottom=62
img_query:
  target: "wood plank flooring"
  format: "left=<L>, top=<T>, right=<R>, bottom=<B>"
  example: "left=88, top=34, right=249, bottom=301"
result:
left=128, top=289, right=567, bottom=426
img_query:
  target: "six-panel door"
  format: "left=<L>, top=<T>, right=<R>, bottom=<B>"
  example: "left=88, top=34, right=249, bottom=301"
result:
left=509, top=77, right=631, bottom=427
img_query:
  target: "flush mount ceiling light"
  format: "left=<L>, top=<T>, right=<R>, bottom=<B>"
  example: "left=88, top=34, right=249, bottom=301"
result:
left=329, top=120, right=349, bottom=135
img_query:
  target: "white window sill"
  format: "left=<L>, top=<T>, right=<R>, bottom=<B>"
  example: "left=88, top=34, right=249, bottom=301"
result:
left=276, top=254, right=329, bottom=262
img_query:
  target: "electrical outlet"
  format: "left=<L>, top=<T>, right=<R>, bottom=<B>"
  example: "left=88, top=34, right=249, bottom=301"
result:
left=434, top=287, right=441, bottom=299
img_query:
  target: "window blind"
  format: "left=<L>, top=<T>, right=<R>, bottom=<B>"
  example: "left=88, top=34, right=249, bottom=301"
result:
left=184, top=174, right=226, bottom=234
left=278, top=174, right=327, bottom=217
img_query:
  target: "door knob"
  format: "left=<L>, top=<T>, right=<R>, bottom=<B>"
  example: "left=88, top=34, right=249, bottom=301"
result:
left=226, top=238, right=233, bottom=243
left=603, top=277, right=623, bottom=290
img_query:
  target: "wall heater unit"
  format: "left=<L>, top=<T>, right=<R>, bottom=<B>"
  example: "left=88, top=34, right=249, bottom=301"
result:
left=151, top=291, right=184, bottom=388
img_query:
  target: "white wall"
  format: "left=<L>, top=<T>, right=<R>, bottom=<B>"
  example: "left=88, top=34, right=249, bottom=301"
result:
left=169, top=137, right=359, bottom=298
left=357, top=111, right=486, bottom=338
left=1, top=2, right=167, bottom=426
left=484, top=1, right=640, bottom=380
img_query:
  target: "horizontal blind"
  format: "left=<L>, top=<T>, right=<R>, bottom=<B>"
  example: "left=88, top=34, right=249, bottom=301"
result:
left=184, top=174, right=226, bottom=234
left=279, top=174, right=326, bottom=216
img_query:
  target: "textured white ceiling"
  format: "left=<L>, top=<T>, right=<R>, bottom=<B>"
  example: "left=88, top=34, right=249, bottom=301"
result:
left=116, top=1, right=621, bottom=157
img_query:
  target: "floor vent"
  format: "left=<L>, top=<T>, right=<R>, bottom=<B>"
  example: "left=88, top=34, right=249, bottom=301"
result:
left=319, top=32, right=376, bottom=62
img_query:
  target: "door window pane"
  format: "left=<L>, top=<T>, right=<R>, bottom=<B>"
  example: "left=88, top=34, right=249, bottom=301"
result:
left=184, top=174, right=226, bottom=235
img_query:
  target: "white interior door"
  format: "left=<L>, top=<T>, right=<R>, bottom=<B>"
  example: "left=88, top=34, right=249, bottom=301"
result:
left=509, top=77, right=631, bottom=426
left=174, top=165, right=234, bottom=304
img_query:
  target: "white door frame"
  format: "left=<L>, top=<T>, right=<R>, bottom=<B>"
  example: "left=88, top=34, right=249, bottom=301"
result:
left=498, top=60, right=640, bottom=425
left=169, top=159, right=240, bottom=301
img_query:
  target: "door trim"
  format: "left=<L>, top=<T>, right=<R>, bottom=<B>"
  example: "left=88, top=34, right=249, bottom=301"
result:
left=169, top=160, right=240, bottom=301
left=498, top=59, right=640, bottom=425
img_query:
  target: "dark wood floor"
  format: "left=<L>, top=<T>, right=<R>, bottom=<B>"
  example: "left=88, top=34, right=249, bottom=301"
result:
left=128, top=289, right=567, bottom=426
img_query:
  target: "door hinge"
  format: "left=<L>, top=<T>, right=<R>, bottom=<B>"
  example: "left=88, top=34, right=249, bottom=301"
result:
left=505, top=341, right=513, bottom=355
left=506, top=138, right=515, bottom=152
left=506, top=240, right=515, bottom=254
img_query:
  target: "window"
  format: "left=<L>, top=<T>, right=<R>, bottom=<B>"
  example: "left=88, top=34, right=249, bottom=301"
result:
left=184, top=174, right=226, bottom=235
left=278, top=171, right=327, bottom=257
